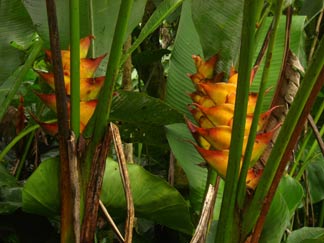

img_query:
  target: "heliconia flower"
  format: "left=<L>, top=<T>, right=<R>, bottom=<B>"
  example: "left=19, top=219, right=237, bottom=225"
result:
left=34, top=36, right=106, bottom=134
left=197, top=82, right=237, bottom=105
left=186, top=54, right=278, bottom=190
left=192, top=55, right=218, bottom=79
left=38, top=72, right=105, bottom=101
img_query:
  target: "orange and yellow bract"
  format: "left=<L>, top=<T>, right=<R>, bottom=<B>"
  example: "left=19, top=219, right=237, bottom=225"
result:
left=187, top=55, right=278, bottom=189
left=35, top=36, right=106, bottom=134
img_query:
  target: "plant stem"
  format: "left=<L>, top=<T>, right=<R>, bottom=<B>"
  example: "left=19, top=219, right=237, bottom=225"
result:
left=242, top=37, right=324, bottom=240
left=290, top=100, right=324, bottom=176
left=70, top=0, right=80, bottom=137
left=0, top=124, right=39, bottom=163
left=237, top=0, right=284, bottom=209
left=15, top=130, right=35, bottom=179
left=82, top=0, right=134, bottom=178
left=215, top=0, right=262, bottom=242
left=46, top=1, right=75, bottom=242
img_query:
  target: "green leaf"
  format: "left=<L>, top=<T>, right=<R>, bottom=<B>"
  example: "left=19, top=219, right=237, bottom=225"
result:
left=22, top=158, right=60, bottom=217
left=165, top=123, right=224, bottom=219
left=111, top=91, right=183, bottom=125
left=101, top=158, right=194, bottom=234
left=0, top=187, right=22, bottom=214
left=286, top=227, right=324, bottom=243
left=165, top=123, right=206, bottom=212
left=121, top=0, right=183, bottom=64
left=277, top=175, right=304, bottom=216
left=259, top=191, right=290, bottom=243
left=260, top=175, right=304, bottom=243
left=0, top=165, right=18, bottom=188
left=0, top=0, right=36, bottom=83
left=165, top=0, right=203, bottom=117
left=251, top=16, right=306, bottom=111
left=191, top=0, right=243, bottom=69
left=22, top=157, right=194, bottom=234
left=306, top=153, right=324, bottom=203
left=110, top=90, right=183, bottom=145
left=0, top=165, right=22, bottom=214
left=23, top=0, right=147, bottom=54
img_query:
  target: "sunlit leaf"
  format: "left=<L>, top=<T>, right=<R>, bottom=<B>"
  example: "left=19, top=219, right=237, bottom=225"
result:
left=191, top=0, right=243, bottom=70
left=101, top=158, right=194, bottom=234
left=22, top=157, right=194, bottom=234
left=0, top=0, right=36, bottom=83
left=260, top=175, right=304, bottom=243
left=286, top=227, right=324, bottom=243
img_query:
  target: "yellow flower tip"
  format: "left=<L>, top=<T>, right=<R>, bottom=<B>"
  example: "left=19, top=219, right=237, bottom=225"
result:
left=198, top=82, right=237, bottom=105
left=192, top=54, right=218, bottom=79
left=246, top=168, right=263, bottom=190
left=78, top=35, right=95, bottom=58
left=196, top=103, right=235, bottom=127
left=193, top=144, right=231, bottom=178
left=79, top=100, right=98, bottom=126
left=228, top=73, right=238, bottom=84
left=35, top=92, right=58, bottom=112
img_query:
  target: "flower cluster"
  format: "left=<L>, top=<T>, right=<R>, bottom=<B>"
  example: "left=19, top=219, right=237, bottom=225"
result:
left=186, top=55, right=278, bottom=189
left=35, top=36, right=106, bottom=134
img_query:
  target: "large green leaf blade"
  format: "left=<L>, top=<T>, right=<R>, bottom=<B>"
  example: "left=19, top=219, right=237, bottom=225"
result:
left=101, top=158, right=194, bottom=234
left=0, top=0, right=36, bottom=83
left=286, top=227, right=324, bottom=243
left=22, top=157, right=194, bottom=234
left=260, top=175, right=304, bottom=243
left=22, top=158, right=60, bottom=217
left=110, top=90, right=183, bottom=145
left=165, top=123, right=207, bottom=212
left=165, top=0, right=203, bottom=117
left=23, top=0, right=146, bottom=54
left=0, top=165, right=22, bottom=214
left=191, top=0, right=243, bottom=69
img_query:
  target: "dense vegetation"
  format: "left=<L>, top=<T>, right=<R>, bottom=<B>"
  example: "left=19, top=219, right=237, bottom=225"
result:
left=0, top=0, right=323, bottom=242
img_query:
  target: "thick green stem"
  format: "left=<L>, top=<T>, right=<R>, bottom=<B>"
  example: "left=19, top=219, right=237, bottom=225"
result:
left=215, top=1, right=262, bottom=242
left=82, top=0, right=134, bottom=179
left=237, top=0, right=284, bottom=209
left=242, top=37, right=324, bottom=239
left=70, top=0, right=80, bottom=137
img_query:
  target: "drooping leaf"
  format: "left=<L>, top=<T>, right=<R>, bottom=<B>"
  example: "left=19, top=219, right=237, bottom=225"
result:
left=0, top=165, right=22, bottom=214
left=191, top=0, right=243, bottom=70
left=0, top=0, right=36, bottom=83
left=306, top=151, right=324, bottom=203
left=259, top=191, right=290, bottom=243
left=110, top=90, right=183, bottom=146
left=22, top=158, right=60, bottom=217
left=286, top=227, right=324, bottom=243
left=260, top=175, right=304, bottom=243
left=22, top=157, right=194, bottom=234
left=277, top=175, right=304, bottom=216
left=101, top=158, right=194, bottom=234
left=165, top=0, right=203, bottom=118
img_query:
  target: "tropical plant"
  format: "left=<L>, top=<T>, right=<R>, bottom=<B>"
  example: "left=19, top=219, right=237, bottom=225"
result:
left=0, top=0, right=323, bottom=243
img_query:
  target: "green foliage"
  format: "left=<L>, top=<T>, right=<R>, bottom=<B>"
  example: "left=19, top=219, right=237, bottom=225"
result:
left=22, top=157, right=194, bottom=234
left=286, top=227, right=324, bottom=243
left=0, top=165, right=22, bottom=214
